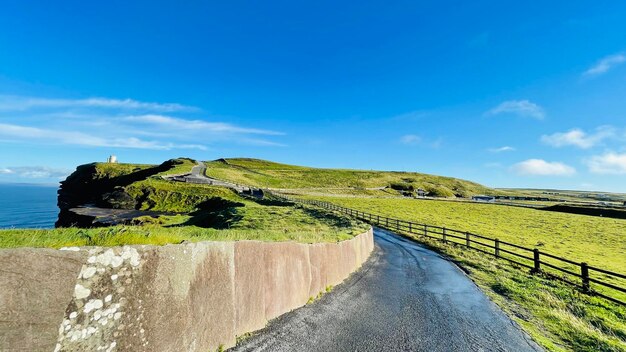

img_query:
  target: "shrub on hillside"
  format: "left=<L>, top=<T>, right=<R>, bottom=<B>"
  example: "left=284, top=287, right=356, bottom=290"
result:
left=422, top=184, right=455, bottom=198
left=389, top=182, right=414, bottom=191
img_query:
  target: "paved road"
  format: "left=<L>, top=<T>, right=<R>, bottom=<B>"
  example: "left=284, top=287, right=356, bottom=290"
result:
left=230, top=229, right=541, bottom=352
left=190, top=161, right=206, bottom=177
left=173, top=162, right=248, bottom=191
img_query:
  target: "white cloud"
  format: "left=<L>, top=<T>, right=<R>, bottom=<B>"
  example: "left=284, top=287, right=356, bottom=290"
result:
left=511, top=159, right=576, bottom=176
left=586, top=152, right=626, bottom=174
left=0, top=95, right=285, bottom=149
left=0, top=123, right=207, bottom=150
left=583, top=54, right=626, bottom=76
left=0, top=166, right=71, bottom=179
left=0, top=95, right=196, bottom=112
left=399, top=135, right=442, bottom=148
left=488, top=146, right=515, bottom=153
left=400, top=134, right=421, bottom=145
left=541, top=126, right=615, bottom=149
left=125, top=115, right=283, bottom=135
left=486, top=100, right=545, bottom=119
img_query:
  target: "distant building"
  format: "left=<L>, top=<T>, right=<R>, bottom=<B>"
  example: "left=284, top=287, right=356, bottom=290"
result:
left=107, top=155, right=118, bottom=163
left=472, top=195, right=495, bottom=202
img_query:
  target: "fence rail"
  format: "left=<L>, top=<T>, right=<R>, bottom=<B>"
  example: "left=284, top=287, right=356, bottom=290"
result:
left=275, top=194, right=626, bottom=306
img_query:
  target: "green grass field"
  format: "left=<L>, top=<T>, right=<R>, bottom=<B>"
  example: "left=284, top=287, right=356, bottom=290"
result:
left=125, top=179, right=244, bottom=212
left=307, top=197, right=626, bottom=274
left=153, top=157, right=196, bottom=176
left=0, top=202, right=368, bottom=248
left=92, top=162, right=155, bottom=178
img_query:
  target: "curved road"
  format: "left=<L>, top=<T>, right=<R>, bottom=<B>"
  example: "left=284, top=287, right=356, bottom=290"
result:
left=190, top=161, right=206, bottom=177
left=231, top=229, right=541, bottom=351
left=185, top=161, right=248, bottom=191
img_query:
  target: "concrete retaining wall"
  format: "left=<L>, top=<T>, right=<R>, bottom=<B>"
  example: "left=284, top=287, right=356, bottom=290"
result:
left=0, top=228, right=373, bottom=352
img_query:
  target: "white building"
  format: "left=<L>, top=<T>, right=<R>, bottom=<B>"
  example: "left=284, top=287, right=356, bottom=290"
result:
left=107, top=155, right=118, bottom=163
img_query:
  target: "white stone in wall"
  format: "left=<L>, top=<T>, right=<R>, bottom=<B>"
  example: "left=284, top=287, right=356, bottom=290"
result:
left=82, top=266, right=97, bottom=279
left=74, top=284, right=91, bottom=299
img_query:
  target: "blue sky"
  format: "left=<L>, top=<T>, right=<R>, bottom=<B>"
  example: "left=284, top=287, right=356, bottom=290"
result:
left=1, top=1, right=626, bottom=191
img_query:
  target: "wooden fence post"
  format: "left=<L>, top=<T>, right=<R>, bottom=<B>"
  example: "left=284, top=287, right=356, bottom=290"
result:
left=532, top=249, right=541, bottom=273
left=465, top=232, right=470, bottom=247
left=442, top=227, right=447, bottom=243
left=495, top=239, right=500, bottom=258
left=409, top=222, right=412, bottom=233
left=423, top=224, right=427, bottom=236
left=386, top=217, right=389, bottom=227
left=581, top=262, right=590, bottom=293
left=377, top=215, right=380, bottom=224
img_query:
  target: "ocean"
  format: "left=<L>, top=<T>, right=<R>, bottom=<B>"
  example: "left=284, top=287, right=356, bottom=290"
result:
left=0, top=183, right=59, bottom=229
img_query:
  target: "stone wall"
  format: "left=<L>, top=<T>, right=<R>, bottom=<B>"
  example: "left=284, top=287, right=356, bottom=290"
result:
left=0, top=228, right=374, bottom=352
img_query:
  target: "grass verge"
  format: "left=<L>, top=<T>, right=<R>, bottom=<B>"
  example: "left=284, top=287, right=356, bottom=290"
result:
left=0, top=203, right=368, bottom=249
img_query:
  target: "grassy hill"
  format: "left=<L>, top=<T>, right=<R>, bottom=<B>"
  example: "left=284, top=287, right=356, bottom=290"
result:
left=1, top=157, right=368, bottom=248
left=204, top=158, right=492, bottom=198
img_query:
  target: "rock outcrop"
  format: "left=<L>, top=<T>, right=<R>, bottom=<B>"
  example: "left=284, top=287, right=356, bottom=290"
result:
left=56, top=160, right=181, bottom=227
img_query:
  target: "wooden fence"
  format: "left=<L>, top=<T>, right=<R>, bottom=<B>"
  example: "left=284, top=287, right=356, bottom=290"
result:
left=277, top=195, right=626, bottom=306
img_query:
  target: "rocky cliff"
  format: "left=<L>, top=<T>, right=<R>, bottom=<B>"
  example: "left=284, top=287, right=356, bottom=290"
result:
left=55, top=160, right=182, bottom=227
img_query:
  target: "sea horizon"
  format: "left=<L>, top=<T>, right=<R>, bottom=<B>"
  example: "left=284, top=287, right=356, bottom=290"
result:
left=0, top=183, right=59, bottom=229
